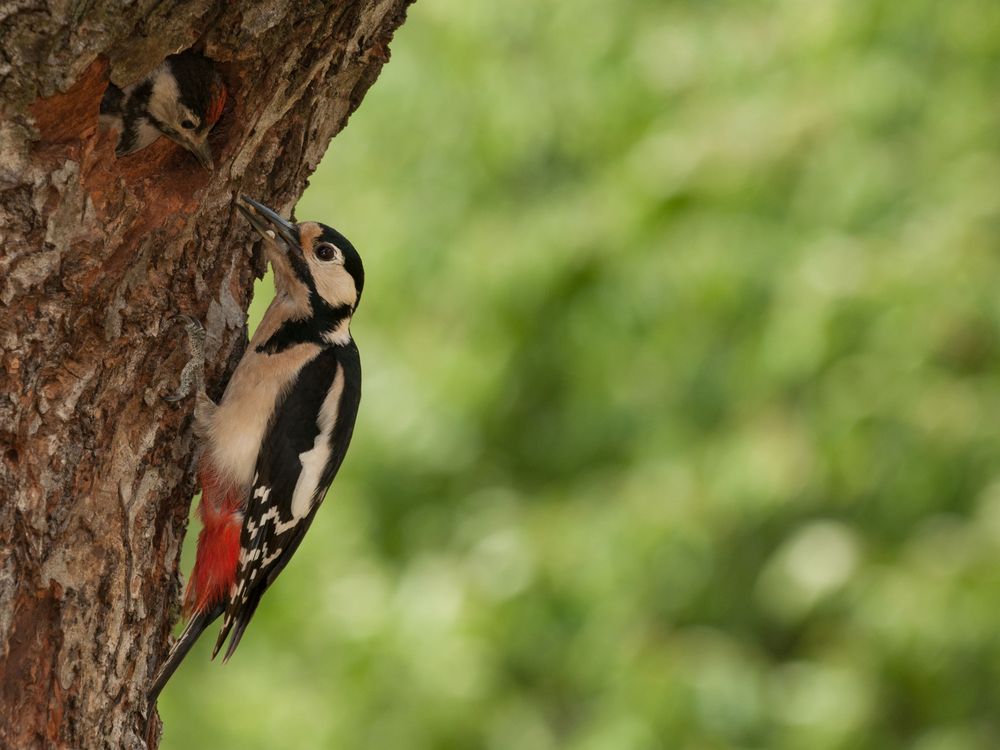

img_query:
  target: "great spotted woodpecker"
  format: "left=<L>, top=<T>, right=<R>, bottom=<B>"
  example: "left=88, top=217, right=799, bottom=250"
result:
left=100, top=50, right=226, bottom=169
left=148, top=196, right=364, bottom=707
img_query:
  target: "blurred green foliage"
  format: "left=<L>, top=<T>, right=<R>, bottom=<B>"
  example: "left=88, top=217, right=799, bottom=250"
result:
left=160, top=0, right=1000, bottom=747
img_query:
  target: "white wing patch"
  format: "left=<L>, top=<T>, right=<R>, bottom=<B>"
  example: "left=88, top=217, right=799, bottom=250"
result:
left=290, top=365, right=345, bottom=518
left=225, top=362, right=348, bottom=635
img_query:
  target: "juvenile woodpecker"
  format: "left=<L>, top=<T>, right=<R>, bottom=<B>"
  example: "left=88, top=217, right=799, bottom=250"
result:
left=100, top=50, right=226, bottom=169
left=148, top=196, right=364, bottom=706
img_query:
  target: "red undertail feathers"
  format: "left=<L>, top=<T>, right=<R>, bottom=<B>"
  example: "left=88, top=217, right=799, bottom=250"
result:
left=184, top=462, right=243, bottom=616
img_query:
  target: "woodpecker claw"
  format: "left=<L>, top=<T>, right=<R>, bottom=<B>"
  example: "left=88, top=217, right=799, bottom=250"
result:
left=165, top=315, right=206, bottom=403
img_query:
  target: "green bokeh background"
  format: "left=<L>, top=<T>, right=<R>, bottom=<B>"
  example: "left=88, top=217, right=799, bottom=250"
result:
left=160, top=0, right=1000, bottom=747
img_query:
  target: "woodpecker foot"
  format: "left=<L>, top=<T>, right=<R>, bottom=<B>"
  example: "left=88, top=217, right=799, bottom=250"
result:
left=165, top=315, right=206, bottom=403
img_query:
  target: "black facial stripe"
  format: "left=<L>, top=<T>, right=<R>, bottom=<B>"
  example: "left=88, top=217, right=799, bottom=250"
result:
left=114, top=80, right=157, bottom=152
left=117, top=117, right=140, bottom=155
left=131, top=80, right=153, bottom=109
left=256, top=303, right=353, bottom=355
left=100, top=83, right=124, bottom=116
left=268, top=224, right=317, bottom=293
left=288, top=249, right=315, bottom=291
left=127, top=82, right=153, bottom=127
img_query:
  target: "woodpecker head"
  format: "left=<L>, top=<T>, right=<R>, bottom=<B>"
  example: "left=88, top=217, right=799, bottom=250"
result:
left=103, top=51, right=227, bottom=169
left=143, top=52, right=226, bottom=169
left=238, top=196, right=365, bottom=321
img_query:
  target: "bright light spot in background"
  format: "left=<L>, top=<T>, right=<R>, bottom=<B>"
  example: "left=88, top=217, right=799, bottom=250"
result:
left=757, top=521, right=861, bottom=619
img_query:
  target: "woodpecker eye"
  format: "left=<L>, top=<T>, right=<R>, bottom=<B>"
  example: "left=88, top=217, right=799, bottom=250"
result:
left=181, top=119, right=196, bottom=130
left=315, top=243, right=338, bottom=262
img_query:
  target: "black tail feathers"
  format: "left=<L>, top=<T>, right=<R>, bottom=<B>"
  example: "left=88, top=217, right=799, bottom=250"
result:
left=145, top=605, right=223, bottom=735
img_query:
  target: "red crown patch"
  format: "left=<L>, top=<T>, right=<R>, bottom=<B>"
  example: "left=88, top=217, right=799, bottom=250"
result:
left=207, top=82, right=227, bottom=127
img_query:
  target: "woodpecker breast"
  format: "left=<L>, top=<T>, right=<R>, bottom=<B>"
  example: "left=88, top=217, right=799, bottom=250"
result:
left=205, top=337, right=323, bottom=490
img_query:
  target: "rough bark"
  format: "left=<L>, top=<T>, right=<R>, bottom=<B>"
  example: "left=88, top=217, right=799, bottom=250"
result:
left=0, top=2, right=410, bottom=747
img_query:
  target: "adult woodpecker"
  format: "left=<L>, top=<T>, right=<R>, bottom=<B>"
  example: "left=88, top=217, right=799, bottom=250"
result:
left=148, top=196, right=364, bottom=707
left=100, top=50, right=226, bottom=169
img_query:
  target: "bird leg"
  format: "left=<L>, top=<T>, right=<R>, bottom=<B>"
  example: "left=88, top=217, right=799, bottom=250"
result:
left=165, top=314, right=205, bottom=402
left=164, top=315, right=216, bottom=437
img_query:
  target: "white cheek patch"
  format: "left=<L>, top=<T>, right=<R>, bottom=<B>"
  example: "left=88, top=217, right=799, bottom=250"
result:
left=307, top=253, right=357, bottom=308
left=289, top=365, right=345, bottom=518
left=147, top=65, right=182, bottom=126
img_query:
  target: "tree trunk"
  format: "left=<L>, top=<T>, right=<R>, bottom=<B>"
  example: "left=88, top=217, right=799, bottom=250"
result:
left=0, top=2, right=410, bottom=747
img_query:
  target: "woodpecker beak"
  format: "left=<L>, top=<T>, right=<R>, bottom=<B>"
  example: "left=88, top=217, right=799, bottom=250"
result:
left=188, top=140, right=214, bottom=171
left=238, top=196, right=299, bottom=251
left=165, top=132, right=214, bottom=170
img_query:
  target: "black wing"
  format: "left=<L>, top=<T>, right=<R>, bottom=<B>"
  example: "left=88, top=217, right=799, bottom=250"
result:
left=213, top=342, right=362, bottom=659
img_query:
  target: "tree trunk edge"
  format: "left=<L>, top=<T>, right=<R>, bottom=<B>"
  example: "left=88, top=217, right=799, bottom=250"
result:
left=0, top=2, right=413, bottom=748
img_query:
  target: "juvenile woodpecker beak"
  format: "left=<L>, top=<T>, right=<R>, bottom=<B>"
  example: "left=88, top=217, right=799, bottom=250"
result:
left=166, top=133, right=215, bottom=172
left=238, top=196, right=299, bottom=251
left=165, top=132, right=213, bottom=170
left=189, top=140, right=214, bottom=171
